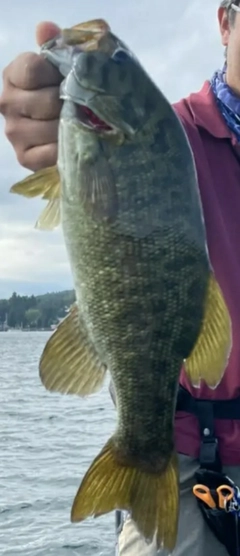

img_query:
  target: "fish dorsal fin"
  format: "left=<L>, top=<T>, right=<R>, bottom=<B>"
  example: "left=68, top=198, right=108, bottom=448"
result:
left=184, top=273, right=232, bottom=389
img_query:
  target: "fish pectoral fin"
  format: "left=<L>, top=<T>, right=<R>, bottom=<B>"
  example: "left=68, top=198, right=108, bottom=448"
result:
left=71, top=439, right=179, bottom=552
left=10, top=166, right=61, bottom=230
left=10, top=166, right=59, bottom=199
left=80, top=156, right=118, bottom=221
left=184, top=273, right=232, bottom=389
left=39, top=304, right=107, bottom=396
left=35, top=199, right=61, bottom=230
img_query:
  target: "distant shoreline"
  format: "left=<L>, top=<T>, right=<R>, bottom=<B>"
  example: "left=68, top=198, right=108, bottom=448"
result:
left=0, top=327, right=54, bottom=332
left=0, top=290, right=75, bottom=332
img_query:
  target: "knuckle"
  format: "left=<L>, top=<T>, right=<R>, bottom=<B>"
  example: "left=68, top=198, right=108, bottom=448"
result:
left=42, top=88, right=62, bottom=118
left=0, top=69, right=13, bottom=114
left=4, top=52, right=42, bottom=89
left=0, top=87, right=17, bottom=116
left=2, top=64, right=10, bottom=83
left=0, top=94, right=7, bottom=115
left=20, top=52, right=42, bottom=88
left=16, top=150, right=33, bottom=170
left=2, top=60, right=15, bottom=84
left=4, top=119, right=17, bottom=141
left=4, top=121, right=28, bottom=168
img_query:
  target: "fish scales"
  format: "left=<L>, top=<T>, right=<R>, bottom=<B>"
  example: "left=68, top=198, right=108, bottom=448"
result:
left=59, top=101, right=208, bottom=465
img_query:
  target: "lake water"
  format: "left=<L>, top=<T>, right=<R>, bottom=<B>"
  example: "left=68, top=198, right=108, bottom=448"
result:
left=1, top=331, right=116, bottom=555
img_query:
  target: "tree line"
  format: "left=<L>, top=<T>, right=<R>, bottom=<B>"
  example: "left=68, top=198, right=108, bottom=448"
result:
left=0, top=290, right=76, bottom=329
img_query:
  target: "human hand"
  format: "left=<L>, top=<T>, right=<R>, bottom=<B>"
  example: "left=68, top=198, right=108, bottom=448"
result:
left=0, top=21, right=63, bottom=171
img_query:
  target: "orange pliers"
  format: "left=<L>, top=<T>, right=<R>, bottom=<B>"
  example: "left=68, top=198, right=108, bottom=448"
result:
left=193, top=483, right=234, bottom=509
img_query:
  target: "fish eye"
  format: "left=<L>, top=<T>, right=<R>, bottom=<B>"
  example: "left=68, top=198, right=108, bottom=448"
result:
left=112, top=49, right=130, bottom=63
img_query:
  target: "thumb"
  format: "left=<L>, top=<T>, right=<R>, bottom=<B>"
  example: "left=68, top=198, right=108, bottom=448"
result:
left=36, top=21, right=61, bottom=46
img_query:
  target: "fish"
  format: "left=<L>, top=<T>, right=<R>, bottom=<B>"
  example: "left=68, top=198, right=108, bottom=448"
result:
left=10, top=19, right=232, bottom=552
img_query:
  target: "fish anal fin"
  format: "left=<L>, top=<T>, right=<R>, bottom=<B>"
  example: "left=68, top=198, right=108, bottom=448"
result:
left=39, top=304, right=107, bottom=396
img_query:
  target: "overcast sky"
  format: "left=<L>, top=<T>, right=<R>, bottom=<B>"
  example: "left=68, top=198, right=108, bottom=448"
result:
left=0, top=0, right=223, bottom=298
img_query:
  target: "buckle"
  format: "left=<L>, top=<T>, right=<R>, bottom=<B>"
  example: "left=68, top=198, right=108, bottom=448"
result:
left=199, top=436, right=221, bottom=472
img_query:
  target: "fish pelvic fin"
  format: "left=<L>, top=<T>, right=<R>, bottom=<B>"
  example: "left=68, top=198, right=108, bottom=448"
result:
left=184, top=272, right=232, bottom=389
left=71, top=439, right=179, bottom=552
left=10, top=166, right=60, bottom=230
left=39, top=304, right=107, bottom=396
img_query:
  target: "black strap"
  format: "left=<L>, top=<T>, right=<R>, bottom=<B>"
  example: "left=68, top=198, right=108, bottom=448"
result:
left=177, top=386, right=240, bottom=420
left=176, top=386, right=240, bottom=472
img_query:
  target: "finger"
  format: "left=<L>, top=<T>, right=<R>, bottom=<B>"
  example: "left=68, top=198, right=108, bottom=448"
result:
left=5, top=117, right=59, bottom=151
left=36, top=21, right=61, bottom=46
left=17, top=143, right=58, bottom=172
left=3, top=52, right=62, bottom=90
left=0, top=85, right=62, bottom=119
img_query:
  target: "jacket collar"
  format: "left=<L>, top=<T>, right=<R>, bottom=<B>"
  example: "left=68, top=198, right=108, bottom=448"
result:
left=187, top=80, right=238, bottom=144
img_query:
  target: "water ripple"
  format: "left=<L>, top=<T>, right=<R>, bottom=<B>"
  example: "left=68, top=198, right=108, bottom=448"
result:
left=1, top=332, right=116, bottom=555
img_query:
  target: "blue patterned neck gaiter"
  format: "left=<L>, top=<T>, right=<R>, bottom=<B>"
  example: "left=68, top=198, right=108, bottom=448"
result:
left=211, top=63, right=240, bottom=142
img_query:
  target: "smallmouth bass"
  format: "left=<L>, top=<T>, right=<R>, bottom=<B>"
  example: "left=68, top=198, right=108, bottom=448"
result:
left=11, top=19, right=232, bottom=552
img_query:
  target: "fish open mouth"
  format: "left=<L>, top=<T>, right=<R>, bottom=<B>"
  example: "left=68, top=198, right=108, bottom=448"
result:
left=76, top=104, right=113, bottom=132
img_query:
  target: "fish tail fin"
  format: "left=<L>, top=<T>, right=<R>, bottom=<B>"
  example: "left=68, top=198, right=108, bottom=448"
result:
left=71, top=438, right=179, bottom=552
left=10, top=166, right=61, bottom=230
left=185, top=272, right=232, bottom=389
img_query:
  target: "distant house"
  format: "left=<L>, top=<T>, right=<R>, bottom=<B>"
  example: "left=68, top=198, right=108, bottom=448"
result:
left=50, top=306, right=71, bottom=330
left=0, top=313, right=8, bottom=332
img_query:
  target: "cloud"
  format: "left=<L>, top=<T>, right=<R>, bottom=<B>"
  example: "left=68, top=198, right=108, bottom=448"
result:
left=0, top=0, right=223, bottom=297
